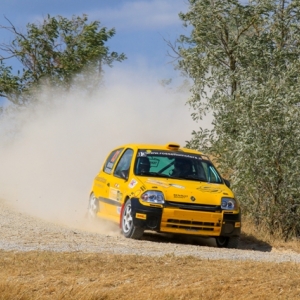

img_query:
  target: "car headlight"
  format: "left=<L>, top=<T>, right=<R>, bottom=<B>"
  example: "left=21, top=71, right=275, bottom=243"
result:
left=141, top=191, right=165, bottom=204
left=221, top=197, right=237, bottom=210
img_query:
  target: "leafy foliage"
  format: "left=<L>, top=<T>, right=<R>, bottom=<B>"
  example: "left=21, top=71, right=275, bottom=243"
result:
left=180, top=0, right=300, bottom=239
left=0, top=15, right=126, bottom=105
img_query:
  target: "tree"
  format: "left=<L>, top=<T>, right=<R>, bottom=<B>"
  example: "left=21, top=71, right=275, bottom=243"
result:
left=178, top=0, right=300, bottom=239
left=0, top=14, right=126, bottom=105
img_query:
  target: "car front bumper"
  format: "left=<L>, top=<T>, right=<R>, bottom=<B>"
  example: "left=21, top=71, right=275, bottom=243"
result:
left=130, top=197, right=241, bottom=237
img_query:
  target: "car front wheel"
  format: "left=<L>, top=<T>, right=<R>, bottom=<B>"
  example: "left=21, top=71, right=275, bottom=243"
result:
left=121, top=199, right=144, bottom=239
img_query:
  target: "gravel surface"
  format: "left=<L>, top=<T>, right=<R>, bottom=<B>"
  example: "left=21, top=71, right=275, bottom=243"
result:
left=1, top=198, right=300, bottom=263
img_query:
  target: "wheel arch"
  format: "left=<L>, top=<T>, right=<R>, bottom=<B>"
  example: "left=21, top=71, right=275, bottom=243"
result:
left=119, top=195, right=130, bottom=228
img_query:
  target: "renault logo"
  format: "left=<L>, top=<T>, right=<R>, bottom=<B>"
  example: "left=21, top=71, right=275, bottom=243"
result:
left=190, top=196, right=196, bottom=202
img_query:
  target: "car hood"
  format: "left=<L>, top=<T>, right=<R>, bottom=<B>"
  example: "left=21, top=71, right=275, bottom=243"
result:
left=137, top=177, right=234, bottom=205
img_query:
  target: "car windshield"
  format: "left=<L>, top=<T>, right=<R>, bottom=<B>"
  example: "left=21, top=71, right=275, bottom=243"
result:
left=134, top=149, right=223, bottom=183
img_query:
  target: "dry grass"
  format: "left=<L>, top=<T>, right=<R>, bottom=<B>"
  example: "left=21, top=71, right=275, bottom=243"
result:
left=1, top=219, right=300, bottom=300
left=0, top=250, right=300, bottom=300
left=241, top=218, right=300, bottom=253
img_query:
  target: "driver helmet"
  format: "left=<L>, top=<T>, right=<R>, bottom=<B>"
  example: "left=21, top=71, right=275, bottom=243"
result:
left=174, top=158, right=192, bottom=173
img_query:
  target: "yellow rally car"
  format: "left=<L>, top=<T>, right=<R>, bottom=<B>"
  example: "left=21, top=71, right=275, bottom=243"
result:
left=88, top=143, right=241, bottom=248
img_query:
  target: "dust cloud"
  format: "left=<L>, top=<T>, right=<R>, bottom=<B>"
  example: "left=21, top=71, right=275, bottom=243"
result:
left=0, top=66, right=211, bottom=234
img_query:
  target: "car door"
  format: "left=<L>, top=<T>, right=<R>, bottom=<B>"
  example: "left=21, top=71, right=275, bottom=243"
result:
left=106, top=148, right=134, bottom=222
left=94, top=148, right=124, bottom=216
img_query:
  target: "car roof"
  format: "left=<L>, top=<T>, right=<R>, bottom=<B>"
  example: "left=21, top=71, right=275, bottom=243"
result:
left=114, top=142, right=204, bottom=155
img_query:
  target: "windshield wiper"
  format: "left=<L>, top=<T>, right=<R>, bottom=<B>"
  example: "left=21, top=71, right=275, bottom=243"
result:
left=171, top=175, right=207, bottom=182
left=142, top=172, right=170, bottom=178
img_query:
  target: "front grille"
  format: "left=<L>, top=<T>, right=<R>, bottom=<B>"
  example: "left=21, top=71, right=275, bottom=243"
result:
left=166, top=218, right=219, bottom=231
left=165, top=201, right=221, bottom=212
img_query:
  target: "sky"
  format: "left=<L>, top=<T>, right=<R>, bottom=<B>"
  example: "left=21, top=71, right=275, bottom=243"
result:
left=0, top=1, right=213, bottom=232
left=1, top=0, right=190, bottom=80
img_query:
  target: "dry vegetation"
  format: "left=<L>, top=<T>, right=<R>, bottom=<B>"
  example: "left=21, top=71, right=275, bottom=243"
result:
left=241, top=218, right=300, bottom=253
left=0, top=251, right=300, bottom=300
left=1, top=221, right=300, bottom=300
left=0, top=202, right=299, bottom=300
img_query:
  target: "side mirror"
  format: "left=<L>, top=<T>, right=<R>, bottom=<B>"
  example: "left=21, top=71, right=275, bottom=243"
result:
left=223, top=178, right=230, bottom=188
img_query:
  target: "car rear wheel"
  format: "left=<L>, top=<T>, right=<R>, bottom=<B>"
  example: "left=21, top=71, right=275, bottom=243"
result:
left=87, top=193, right=99, bottom=220
left=216, top=236, right=239, bottom=249
left=121, top=199, right=144, bottom=239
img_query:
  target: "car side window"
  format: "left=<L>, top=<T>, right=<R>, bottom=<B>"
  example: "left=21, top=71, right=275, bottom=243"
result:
left=202, top=161, right=222, bottom=183
left=103, top=148, right=124, bottom=174
left=208, top=165, right=222, bottom=183
left=114, top=148, right=133, bottom=178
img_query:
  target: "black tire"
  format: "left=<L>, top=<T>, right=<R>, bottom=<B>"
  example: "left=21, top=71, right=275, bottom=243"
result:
left=87, top=193, right=99, bottom=220
left=216, top=236, right=239, bottom=249
left=121, top=199, right=144, bottom=239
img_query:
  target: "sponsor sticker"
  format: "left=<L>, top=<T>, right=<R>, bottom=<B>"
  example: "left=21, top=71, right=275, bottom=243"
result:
left=107, top=162, right=114, bottom=168
left=197, top=186, right=222, bottom=193
left=138, top=152, right=148, bottom=157
left=117, top=191, right=122, bottom=201
left=174, top=194, right=188, bottom=199
left=169, top=184, right=185, bottom=189
left=95, top=183, right=104, bottom=189
left=109, top=188, right=123, bottom=202
left=109, top=188, right=117, bottom=200
left=96, top=176, right=107, bottom=183
left=136, top=213, right=147, bottom=220
left=145, top=180, right=185, bottom=189
left=146, top=179, right=169, bottom=188
left=129, top=179, right=138, bottom=188
left=111, top=150, right=121, bottom=162
left=149, top=203, right=163, bottom=208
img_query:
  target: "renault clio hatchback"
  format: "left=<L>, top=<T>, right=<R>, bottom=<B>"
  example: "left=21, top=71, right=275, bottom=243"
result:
left=88, top=143, right=241, bottom=248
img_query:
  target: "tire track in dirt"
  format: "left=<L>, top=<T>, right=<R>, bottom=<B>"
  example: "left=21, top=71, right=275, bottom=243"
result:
left=1, top=198, right=300, bottom=263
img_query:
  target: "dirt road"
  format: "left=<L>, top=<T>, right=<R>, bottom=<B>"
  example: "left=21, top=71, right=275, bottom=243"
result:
left=1, top=198, right=299, bottom=263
